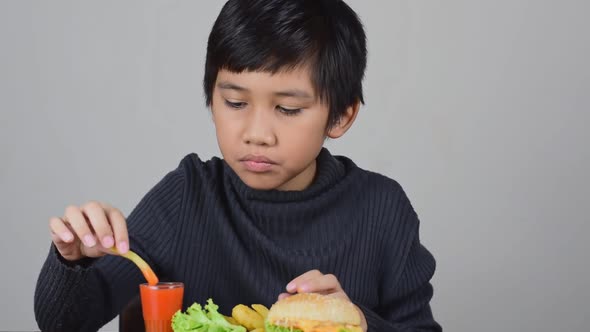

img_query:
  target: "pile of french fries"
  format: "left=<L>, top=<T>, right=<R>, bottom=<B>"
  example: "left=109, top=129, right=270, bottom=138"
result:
left=224, top=303, right=269, bottom=331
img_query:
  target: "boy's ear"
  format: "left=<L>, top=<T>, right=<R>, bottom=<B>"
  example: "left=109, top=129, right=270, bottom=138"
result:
left=327, top=100, right=360, bottom=139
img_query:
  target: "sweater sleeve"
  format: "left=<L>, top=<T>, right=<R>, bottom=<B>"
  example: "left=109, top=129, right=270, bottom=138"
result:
left=356, top=188, right=441, bottom=332
left=356, top=239, right=441, bottom=331
left=34, top=164, right=186, bottom=332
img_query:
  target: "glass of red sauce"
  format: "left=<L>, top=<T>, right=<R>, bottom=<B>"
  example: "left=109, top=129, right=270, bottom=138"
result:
left=140, top=282, right=184, bottom=332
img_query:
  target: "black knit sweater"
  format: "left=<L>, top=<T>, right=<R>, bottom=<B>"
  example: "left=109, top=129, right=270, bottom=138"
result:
left=34, top=148, right=441, bottom=331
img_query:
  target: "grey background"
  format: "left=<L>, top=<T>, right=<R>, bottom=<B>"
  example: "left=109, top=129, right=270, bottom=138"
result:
left=1, top=1, right=588, bottom=331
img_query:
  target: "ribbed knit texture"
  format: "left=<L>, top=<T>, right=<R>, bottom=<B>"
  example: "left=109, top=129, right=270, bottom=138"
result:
left=34, top=148, right=441, bottom=331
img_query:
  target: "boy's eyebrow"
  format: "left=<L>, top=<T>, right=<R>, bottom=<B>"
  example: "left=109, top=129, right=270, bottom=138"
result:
left=217, top=81, right=314, bottom=100
left=217, top=82, right=248, bottom=92
left=274, top=89, right=314, bottom=100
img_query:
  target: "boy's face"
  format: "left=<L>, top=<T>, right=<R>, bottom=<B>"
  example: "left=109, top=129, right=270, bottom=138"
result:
left=211, top=67, right=356, bottom=191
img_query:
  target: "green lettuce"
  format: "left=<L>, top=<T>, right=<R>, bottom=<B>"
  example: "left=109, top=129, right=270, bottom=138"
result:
left=264, top=322, right=303, bottom=332
left=265, top=322, right=352, bottom=332
left=172, top=299, right=247, bottom=332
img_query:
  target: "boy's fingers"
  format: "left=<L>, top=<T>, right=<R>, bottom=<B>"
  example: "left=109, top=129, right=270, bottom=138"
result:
left=64, top=205, right=96, bottom=247
left=286, top=269, right=323, bottom=292
left=49, top=217, right=74, bottom=243
left=106, top=207, right=129, bottom=253
left=278, top=293, right=291, bottom=300
left=50, top=232, right=63, bottom=245
left=298, top=274, right=340, bottom=293
left=81, top=201, right=114, bottom=248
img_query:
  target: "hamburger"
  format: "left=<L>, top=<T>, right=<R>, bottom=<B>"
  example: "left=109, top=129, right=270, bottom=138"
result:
left=266, top=293, right=363, bottom=332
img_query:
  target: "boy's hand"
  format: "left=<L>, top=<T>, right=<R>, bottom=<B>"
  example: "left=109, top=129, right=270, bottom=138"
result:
left=49, top=201, right=129, bottom=262
left=279, top=270, right=368, bottom=332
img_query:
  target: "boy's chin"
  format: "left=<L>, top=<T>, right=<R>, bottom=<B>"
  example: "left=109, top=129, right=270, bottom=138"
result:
left=239, top=175, right=283, bottom=191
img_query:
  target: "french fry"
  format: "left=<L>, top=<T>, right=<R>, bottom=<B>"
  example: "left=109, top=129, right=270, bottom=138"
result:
left=232, top=304, right=264, bottom=330
left=224, top=314, right=239, bottom=325
left=251, top=304, right=269, bottom=319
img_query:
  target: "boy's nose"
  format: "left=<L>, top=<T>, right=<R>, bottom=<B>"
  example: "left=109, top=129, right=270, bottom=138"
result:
left=242, top=109, right=277, bottom=146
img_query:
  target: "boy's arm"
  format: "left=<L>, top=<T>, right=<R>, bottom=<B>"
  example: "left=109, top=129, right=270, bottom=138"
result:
left=282, top=224, right=441, bottom=332
left=34, top=166, right=185, bottom=331
left=355, top=235, right=441, bottom=332
left=34, top=243, right=146, bottom=331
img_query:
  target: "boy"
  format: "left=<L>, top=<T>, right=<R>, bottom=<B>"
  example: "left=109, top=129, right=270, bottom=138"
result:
left=35, top=0, right=441, bottom=331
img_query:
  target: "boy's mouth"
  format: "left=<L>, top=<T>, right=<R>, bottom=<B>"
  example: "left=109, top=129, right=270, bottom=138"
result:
left=240, top=155, right=277, bottom=173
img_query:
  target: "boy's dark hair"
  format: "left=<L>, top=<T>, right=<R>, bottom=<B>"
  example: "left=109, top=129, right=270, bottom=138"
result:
left=204, top=0, right=367, bottom=128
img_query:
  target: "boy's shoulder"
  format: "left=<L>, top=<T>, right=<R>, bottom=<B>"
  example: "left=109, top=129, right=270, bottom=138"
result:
left=336, top=153, right=419, bottom=214
left=149, top=153, right=223, bottom=192
left=338, top=155, right=421, bottom=233
left=361, top=167, right=404, bottom=193
left=336, top=154, right=407, bottom=196
left=175, top=152, right=224, bottom=176
left=359, top=167, right=413, bottom=208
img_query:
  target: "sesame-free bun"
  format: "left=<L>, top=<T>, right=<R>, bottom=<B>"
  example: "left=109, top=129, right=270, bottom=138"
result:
left=267, top=293, right=361, bottom=326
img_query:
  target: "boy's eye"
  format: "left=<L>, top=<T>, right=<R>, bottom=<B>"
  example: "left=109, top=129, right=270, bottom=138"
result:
left=277, top=106, right=302, bottom=116
left=225, top=100, right=247, bottom=109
